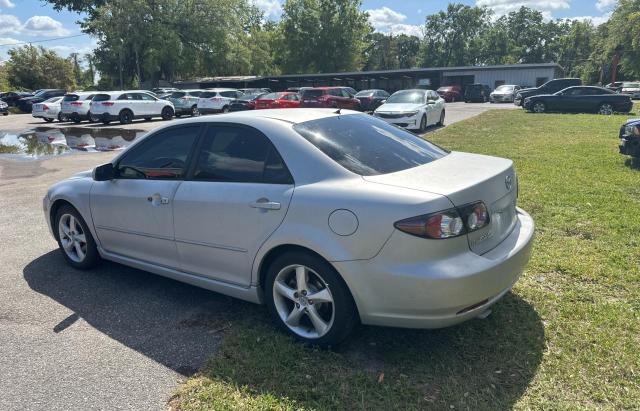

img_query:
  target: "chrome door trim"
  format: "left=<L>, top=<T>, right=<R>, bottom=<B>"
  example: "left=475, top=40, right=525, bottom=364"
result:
left=94, top=225, right=174, bottom=241
left=174, top=237, right=248, bottom=253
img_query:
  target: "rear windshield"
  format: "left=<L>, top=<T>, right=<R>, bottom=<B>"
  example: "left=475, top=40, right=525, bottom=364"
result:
left=171, top=91, right=186, bottom=98
left=92, top=94, right=112, bottom=102
left=200, top=91, right=217, bottom=98
left=293, top=114, right=447, bottom=176
left=63, top=94, right=79, bottom=102
left=301, top=90, right=325, bottom=99
left=386, top=90, right=426, bottom=104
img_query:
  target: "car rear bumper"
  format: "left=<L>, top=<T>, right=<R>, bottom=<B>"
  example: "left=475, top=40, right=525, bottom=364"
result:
left=333, top=208, right=535, bottom=329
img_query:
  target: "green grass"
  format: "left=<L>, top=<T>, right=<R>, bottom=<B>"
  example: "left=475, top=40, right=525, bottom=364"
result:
left=170, top=109, right=640, bottom=410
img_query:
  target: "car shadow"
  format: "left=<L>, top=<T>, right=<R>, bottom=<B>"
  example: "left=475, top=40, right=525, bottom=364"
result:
left=23, top=250, right=253, bottom=376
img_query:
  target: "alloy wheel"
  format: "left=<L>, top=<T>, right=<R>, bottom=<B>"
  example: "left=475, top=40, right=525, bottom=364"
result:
left=533, top=102, right=545, bottom=113
left=191, top=106, right=199, bottom=116
left=599, top=103, right=613, bottom=115
left=58, top=214, right=87, bottom=263
left=272, top=264, right=335, bottom=339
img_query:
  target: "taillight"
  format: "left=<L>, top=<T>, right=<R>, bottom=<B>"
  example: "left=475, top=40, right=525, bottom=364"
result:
left=394, top=201, right=490, bottom=239
left=71, top=102, right=83, bottom=106
left=102, top=102, right=114, bottom=106
left=42, top=105, right=49, bottom=110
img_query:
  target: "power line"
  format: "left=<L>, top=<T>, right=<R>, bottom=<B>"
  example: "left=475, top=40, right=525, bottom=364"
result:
left=0, top=33, right=89, bottom=47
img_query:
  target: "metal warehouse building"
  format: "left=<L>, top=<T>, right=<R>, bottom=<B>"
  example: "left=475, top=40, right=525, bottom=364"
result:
left=174, top=63, right=563, bottom=93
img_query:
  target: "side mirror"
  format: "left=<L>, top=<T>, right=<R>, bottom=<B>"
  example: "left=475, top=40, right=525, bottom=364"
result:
left=380, top=99, right=387, bottom=104
left=93, top=163, right=116, bottom=181
left=427, top=99, right=436, bottom=104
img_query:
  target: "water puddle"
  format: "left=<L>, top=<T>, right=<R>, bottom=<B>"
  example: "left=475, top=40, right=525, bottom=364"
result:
left=0, top=127, right=146, bottom=159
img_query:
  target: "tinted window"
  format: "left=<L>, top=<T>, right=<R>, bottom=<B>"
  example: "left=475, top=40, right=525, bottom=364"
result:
left=220, top=91, right=237, bottom=98
left=117, top=93, right=131, bottom=100
left=117, top=126, right=200, bottom=180
left=302, top=90, right=324, bottom=99
left=340, top=89, right=351, bottom=98
left=192, top=126, right=292, bottom=184
left=63, top=94, right=79, bottom=102
left=293, top=114, right=447, bottom=176
left=188, top=91, right=202, bottom=97
left=355, top=90, right=374, bottom=97
left=171, top=92, right=186, bottom=98
left=92, top=94, right=112, bottom=102
left=328, top=89, right=342, bottom=97
left=200, top=91, right=217, bottom=98
left=140, top=93, right=156, bottom=101
left=261, top=93, right=278, bottom=100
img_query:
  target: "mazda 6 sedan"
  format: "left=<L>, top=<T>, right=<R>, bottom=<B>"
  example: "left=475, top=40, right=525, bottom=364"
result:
left=44, top=109, right=535, bottom=346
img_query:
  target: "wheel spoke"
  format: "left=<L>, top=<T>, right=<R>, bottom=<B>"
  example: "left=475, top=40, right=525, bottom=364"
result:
left=74, top=242, right=85, bottom=260
left=69, top=217, right=77, bottom=233
left=75, top=233, right=86, bottom=244
left=306, top=305, right=329, bottom=335
left=285, top=306, right=304, bottom=326
left=295, top=266, right=308, bottom=292
left=62, top=238, right=74, bottom=251
left=274, top=280, right=296, bottom=301
left=308, top=288, right=332, bottom=304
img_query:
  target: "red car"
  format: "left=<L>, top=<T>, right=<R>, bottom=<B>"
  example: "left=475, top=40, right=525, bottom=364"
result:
left=300, top=87, right=361, bottom=110
left=436, top=85, right=462, bottom=102
left=255, top=92, right=301, bottom=109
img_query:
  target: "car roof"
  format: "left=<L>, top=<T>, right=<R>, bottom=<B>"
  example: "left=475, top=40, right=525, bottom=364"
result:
left=203, top=88, right=238, bottom=92
left=176, top=108, right=354, bottom=125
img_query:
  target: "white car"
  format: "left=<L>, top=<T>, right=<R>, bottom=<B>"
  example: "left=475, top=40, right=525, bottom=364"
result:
left=43, top=109, right=534, bottom=346
left=620, top=82, right=640, bottom=99
left=89, top=90, right=175, bottom=125
left=197, top=88, right=243, bottom=114
left=61, top=92, right=96, bottom=123
left=374, top=89, right=446, bottom=132
left=32, top=97, right=65, bottom=122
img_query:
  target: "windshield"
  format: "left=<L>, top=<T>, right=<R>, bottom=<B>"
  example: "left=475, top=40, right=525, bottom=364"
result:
left=293, top=114, right=447, bottom=176
left=495, top=85, right=514, bottom=92
left=385, top=90, right=426, bottom=105
left=355, top=90, right=374, bottom=97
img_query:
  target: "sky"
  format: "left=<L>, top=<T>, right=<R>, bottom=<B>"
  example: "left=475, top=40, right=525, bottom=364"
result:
left=0, top=0, right=618, bottom=62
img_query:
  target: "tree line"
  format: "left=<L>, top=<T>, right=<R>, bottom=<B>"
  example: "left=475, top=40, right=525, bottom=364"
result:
left=3, top=0, right=639, bottom=91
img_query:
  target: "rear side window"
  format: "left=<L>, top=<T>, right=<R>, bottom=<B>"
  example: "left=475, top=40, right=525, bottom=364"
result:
left=192, top=126, right=293, bottom=184
left=171, top=92, right=186, bottom=98
left=302, top=90, right=324, bottom=99
left=293, top=114, right=447, bottom=176
left=200, top=91, right=217, bottom=98
left=92, top=94, right=112, bottom=102
left=220, top=91, right=237, bottom=98
left=63, top=94, right=79, bottom=102
left=117, top=125, right=200, bottom=180
left=188, top=91, right=202, bottom=97
left=83, top=94, right=95, bottom=100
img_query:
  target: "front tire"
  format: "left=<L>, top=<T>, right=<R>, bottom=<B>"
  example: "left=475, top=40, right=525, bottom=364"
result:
left=44, top=118, right=54, bottom=123
left=191, top=105, right=199, bottom=117
left=265, top=252, right=358, bottom=347
left=437, top=109, right=445, bottom=126
left=598, top=103, right=614, bottom=115
left=161, top=106, right=174, bottom=120
left=419, top=114, right=427, bottom=133
left=55, top=205, right=100, bottom=270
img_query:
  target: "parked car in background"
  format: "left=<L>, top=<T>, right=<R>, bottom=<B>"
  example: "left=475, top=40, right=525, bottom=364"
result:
left=197, top=89, right=243, bottom=114
left=167, top=90, right=203, bottom=117
left=89, top=90, right=175, bottom=125
left=515, top=78, right=582, bottom=106
left=44, top=109, right=534, bottom=346
left=286, top=87, right=311, bottom=93
left=300, top=87, right=361, bottom=110
left=523, top=86, right=633, bottom=114
left=239, top=88, right=271, bottom=94
left=464, top=84, right=491, bottom=103
left=490, top=85, right=521, bottom=103
left=436, top=85, right=462, bottom=102
left=17, top=89, right=66, bottom=113
left=152, top=87, right=177, bottom=95
left=0, top=100, right=8, bottom=116
left=255, top=92, right=301, bottom=109
left=32, top=96, right=65, bottom=122
left=355, top=89, right=390, bottom=111
left=619, top=118, right=640, bottom=158
left=374, top=89, right=445, bottom=132
left=342, top=87, right=357, bottom=96
left=61, top=92, right=96, bottom=123
left=605, top=82, right=624, bottom=93
left=620, top=82, right=640, bottom=99
left=1, top=91, right=33, bottom=106
left=229, top=92, right=267, bottom=111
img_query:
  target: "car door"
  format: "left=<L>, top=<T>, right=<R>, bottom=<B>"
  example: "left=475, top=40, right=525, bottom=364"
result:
left=425, top=91, right=438, bottom=125
left=173, top=124, right=295, bottom=286
left=90, top=125, right=201, bottom=268
left=139, top=92, right=157, bottom=116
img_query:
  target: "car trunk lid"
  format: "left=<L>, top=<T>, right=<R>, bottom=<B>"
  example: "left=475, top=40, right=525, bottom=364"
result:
left=364, top=151, right=518, bottom=254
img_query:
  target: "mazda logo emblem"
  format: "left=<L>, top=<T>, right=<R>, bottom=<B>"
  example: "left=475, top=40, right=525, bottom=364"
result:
left=505, top=175, right=513, bottom=191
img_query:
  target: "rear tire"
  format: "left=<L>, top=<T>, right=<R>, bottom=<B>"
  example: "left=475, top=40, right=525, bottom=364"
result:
left=44, top=118, right=54, bottom=123
left=265, top=251, right=358, bottom=347
left=55, top=205, right=100, bottom=270
left=161, top=106, right=174, bottom=120
left=598, top=103, right=614, bottom=115
left=119, top=109, right=133, bottom=124
left=191, top=105, right=199, bottom=116
left=71, top=113, right=81, bottom=124
left=532, top=101, right=546, bottom=113
left=221, top=106, right=230, bottom=114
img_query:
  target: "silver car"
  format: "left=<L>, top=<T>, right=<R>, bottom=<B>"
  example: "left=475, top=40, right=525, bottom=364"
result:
left=43, top=109, right=534, bottom=346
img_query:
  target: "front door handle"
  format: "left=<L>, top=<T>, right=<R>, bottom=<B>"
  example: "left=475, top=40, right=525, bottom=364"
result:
left=250, top=198, right=281, bottom=210
left=147, top=194, right=170, bottom=205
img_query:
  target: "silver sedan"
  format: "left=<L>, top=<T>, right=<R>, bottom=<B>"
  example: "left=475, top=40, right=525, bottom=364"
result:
left=43, top=109, right=534, bottom=346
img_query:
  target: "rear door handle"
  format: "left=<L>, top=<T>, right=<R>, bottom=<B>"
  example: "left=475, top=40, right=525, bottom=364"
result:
left=250, top=198, right=281, bottom=210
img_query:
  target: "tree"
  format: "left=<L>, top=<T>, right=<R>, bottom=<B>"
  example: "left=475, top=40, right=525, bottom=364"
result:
left=280, top=0, right=372, bottom=73
left=604, top=0, right=640, bottom=79
left=5, top=45, right=75, bottom=90
left=0, top=64, right=9, bottom=91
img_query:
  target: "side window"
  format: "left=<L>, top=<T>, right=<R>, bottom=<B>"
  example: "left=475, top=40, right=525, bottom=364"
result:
left=220, top=91, right=236, bottom=98
left=140, top=93, right=156, bottom=101
left=192, top=126, right=293, bottom=184
left=328, top=89, right=341, bottom=97
left=117, top=125, right=200, bottom=180
left=117, top=93, right=130, bottom=100
left=340, top=89, right=351, bottom=98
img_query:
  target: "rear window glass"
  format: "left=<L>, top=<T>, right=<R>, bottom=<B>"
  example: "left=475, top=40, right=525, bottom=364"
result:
left=92, top=94, right=112, bottom=102
left=293, top=114, right=447, bottom=176
left=301, top=90, right=324, bottom=99
left=355, top=90, right=374, bottom=97
left=188, top=91, right=202, bottom=97
left=171, top=92, right=186, bottom=98
left=63, top=94, right=79, bottom=102
left=200, top=91, right=217, bottom=98
left=260, top=93, right=278, bottom=100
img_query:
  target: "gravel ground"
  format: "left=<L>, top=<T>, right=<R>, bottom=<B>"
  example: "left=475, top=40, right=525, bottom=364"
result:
left=0, top=102, right=517, bottom=410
